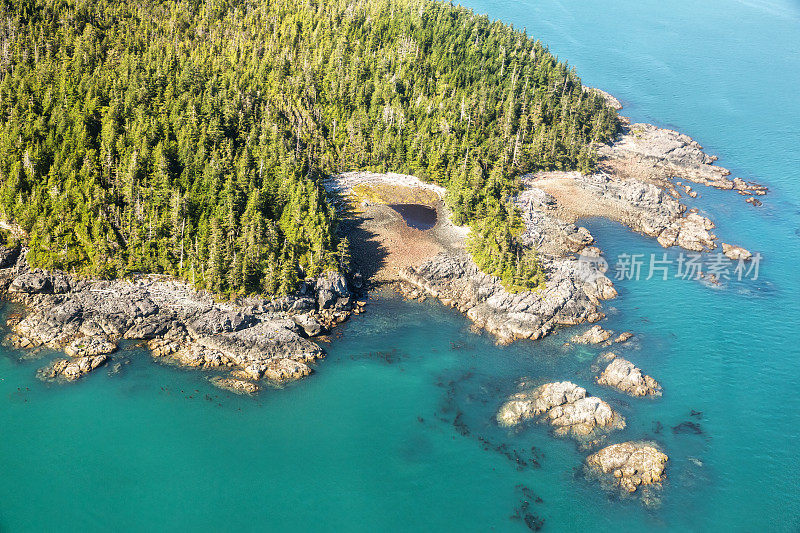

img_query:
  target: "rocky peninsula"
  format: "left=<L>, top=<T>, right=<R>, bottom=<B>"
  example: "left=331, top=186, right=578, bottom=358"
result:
left=366, top=99, right=764, bottom=344
left=320, top=96, right=766, bottom=502
left=0, top=90, right=758, bottom=502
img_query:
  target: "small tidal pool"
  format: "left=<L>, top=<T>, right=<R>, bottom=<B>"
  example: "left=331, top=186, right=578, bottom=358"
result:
left=388, top=203, right=437, bottom=230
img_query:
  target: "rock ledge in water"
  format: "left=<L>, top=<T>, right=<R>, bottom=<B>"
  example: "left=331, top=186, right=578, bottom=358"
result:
left=571, top=325, right=612, bottom=345
left=210, top=376, right=260, bottom=395
left=37, top=355, right=108, bottom=381
left=64, top=336, right=117, bottom=357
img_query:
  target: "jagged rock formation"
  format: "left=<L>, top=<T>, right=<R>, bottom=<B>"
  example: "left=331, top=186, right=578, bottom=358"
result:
left=524, top=171, right=718, bottom=253
left=599, top=122, right=767, bottom=196
left=586, top=441, right=668, bottom=494
left=614, top=332, right=633, bottom=343
left=497, top=381, right=625, bottom=442
left=721, top=243, right=753, bottom=261
left=64, top=336, right=117, bottom=358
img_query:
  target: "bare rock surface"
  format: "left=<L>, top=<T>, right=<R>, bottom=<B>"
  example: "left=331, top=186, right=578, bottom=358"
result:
left=596, top=355, right=662, bottom=397
left=586, top=441, right=668, bottom=494
left=497, top=381, right=625, bottom=442
left=614, top=332, right=633, bottom=343
left=525, top=171, right=718, bottom=253
left=722, top=243, right=753, bottom=261
left=64, top=336, right=117, bottom=357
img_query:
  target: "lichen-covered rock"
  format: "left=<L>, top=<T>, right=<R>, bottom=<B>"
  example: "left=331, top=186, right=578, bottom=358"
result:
left=210, top=376, right=259, bottom=395
left=64, top=336, right=117, bottom=357
left=586, top=441, right=668, bottom=493
left=497, top=381, right=625, bottom=441
left=37, top=355, right=108, bottom=381
left=597, top=356, right=661, bottom=397
left=571, top=325, right=612, bottom=345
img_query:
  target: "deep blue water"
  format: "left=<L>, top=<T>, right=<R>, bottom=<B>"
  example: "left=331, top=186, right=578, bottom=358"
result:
left=2, top=0, right=800, bottom=531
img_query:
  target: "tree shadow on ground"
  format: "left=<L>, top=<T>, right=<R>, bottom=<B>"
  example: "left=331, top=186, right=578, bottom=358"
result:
left=339, top=216, right=388, bottom=287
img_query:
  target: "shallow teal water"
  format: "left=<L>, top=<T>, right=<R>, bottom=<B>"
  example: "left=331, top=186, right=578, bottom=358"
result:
left=2, top=0, right=800, bottom=531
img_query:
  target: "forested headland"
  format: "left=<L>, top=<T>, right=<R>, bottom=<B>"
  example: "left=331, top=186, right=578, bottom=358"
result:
left=0, top=0, right=618, bottom=296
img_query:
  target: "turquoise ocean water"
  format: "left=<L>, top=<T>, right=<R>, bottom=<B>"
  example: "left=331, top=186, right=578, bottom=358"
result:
left=2, top=0, right=800, bottom=530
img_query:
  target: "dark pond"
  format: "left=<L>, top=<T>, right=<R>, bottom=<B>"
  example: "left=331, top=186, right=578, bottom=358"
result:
left=388, top=203, right=437, bottom=230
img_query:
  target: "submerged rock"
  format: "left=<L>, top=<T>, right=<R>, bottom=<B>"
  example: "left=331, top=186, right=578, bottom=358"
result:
left=596, top=356, right=662, bottom=397
left=586, top=441, right=668, bottom=494
left=37, top=355, right=108, bottom=381
left=497, top=381, right=625, bottom=442
left=210, top=376, right=259, bottom=395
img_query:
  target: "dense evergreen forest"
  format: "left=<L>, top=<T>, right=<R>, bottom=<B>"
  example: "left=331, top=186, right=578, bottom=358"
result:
left=0, top=0, right=618, bottom=295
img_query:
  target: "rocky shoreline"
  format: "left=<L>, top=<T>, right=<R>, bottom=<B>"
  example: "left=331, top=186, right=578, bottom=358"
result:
left=0, top=248, right=361, bottom=390
left=396, top=102, right=762, bottom=344
left=384, top=96, right=763, bottom=502
left=1, top=93, right=761, bottom=503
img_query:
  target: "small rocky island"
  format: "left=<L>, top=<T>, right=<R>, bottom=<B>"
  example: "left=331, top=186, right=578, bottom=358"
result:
left=596, top=353, right=662, bottom=397
left=496, top=381, right=625, bottom=446
left=585, top=441, right=669, bottom=501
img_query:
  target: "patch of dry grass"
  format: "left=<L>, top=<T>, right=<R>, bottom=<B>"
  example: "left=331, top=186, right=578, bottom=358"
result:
left=351, top=183, right=440, bottom=207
